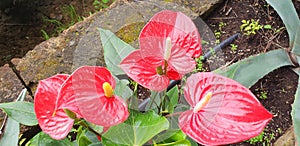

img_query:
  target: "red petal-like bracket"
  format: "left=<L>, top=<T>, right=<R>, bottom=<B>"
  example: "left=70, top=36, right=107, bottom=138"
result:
left=139, top=10, right=202, bottom=58
left=34, top=74, right=76, bottom=140
left=120, top=50, right=170, bottom=91
left=179, top=72, right=273, bottom=145
left=65, top=66, right=129, bottom=127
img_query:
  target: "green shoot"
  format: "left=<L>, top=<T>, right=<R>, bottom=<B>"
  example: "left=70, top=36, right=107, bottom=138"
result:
left=240, top=19, right=263, bottom=35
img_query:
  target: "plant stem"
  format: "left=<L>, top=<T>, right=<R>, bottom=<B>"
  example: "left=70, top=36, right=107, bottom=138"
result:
left=165, top=112, right=184, bottom=118
left=77, top=119, right=101, bottom=137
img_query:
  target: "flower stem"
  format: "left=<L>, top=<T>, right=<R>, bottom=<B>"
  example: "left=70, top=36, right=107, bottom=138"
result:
left=76, top=119, right=101, bottom=137
left=165, top=112, right=184, bottom=118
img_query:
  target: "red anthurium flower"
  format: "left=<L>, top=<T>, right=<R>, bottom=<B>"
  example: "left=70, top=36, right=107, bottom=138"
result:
left=62, top=66, right=129, bottom=127
left=34, top=74, right=82, bottom=140
left=178, top=72, right=273, bottom=145
left=139, top=10, right=202, bottom=58
left=120, top=10, right=202, bottom=91
left=120, top=50, right=182, bottom=91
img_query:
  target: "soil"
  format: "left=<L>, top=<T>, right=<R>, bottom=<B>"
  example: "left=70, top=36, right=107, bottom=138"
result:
left=0, top=0, right=299, bottom=145
left=0, top=0, right=101, bottom=67
left=205, top=0, right=299, bottom=145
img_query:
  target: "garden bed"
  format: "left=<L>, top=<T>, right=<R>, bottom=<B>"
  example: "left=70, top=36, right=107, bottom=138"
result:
left=0, top=0, right=299, bottom=145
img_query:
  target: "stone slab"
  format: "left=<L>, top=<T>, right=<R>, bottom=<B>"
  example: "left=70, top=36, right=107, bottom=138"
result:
left=15, top=0, right=221, bottom=87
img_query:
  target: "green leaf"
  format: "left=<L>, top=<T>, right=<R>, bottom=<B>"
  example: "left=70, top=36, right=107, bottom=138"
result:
left=99, top=28, right=136, bottom=75
left=17, top=88, right=27, bottom=101
left=114, top=79, right=133, bottom=100
left=263, top=24, right=272, bottom=29
left=146, top=91, right=162, bottom=112
left=154, top=129, right=186, bottom=144
left=76, top=126, right=92, bottom=146
left=292, top=25, right=300, bottom=57
left=29, top=131, right=73, bottom=146
left=266, top=0, right=300, bottom=46
left=186, top=137, right=198, bottom=146
left=214, top=49, right=293, bottom=88
left=102, top=110, right=169, bottom=146
left=291, top=70, right=300, bottom=143
left=0, top=89, right=27, bottom=145
left=89, top=143, right=103, bottom=146
left=155, top=139, right=190, bottom=146
left=166, top=86, right=179, bottom=113
left=0, top=117, right=19, bottom=146
left=0, top=101, right=37, bottom=126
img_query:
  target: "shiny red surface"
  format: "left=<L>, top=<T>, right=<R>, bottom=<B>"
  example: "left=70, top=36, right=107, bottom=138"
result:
left=179, top=72, right=273, bottom=145
left=34, top=74, right=77, bottom=140
left=65, top=66, right=129, bottom=127
left=120, top=10, right=201, bottom=91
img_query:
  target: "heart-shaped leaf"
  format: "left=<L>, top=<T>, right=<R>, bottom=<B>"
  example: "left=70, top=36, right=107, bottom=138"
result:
left=30, top=131, right=73, bottom=146
left=0, top=117, right=19, bottom=146
left=0, top=101, right=37, bottom=126
left=99, top=28, right=136, bottom=75
left=102, top=110, right=169, bottom=146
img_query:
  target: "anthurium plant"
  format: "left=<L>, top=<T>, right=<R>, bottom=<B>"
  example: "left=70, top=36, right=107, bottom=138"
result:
left=0, top=10, right=274, bottom=146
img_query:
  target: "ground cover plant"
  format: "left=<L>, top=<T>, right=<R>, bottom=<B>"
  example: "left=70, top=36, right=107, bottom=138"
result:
left=0, top=0, right=299, bottom=145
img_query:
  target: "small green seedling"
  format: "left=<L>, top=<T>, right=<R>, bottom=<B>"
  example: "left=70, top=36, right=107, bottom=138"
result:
left=194, top=56, right=206, bottom=72
left=240, top=19, right=263, bottom=35
left=93, top=0, right=114, bottom=11
left=214, top=22, right=227, bottom=44
left=230, top=44, right=238, bottom=53
left=259, top=91, right=268, bottom=100
left=247, top=130, right=264, bottom=144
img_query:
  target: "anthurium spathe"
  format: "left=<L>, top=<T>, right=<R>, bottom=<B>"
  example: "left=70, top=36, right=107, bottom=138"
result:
left=120, top=10, right=202, bottom=91
left=178, top=72, right=273, bottom=145
left=62, top=66, right=129, bottom=127
left=34, top=74, right=82, bottom=140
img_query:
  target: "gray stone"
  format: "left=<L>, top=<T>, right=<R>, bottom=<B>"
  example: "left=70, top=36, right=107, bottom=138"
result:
left=15, top=0, right=221, bottom=85
left=274, top=126, right=295, bottom=146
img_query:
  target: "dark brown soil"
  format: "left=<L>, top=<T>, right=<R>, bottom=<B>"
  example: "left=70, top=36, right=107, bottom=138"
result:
left=0, top=0, right=99, bottom=66
left=0, top=0, right=299, bottom=145
left=205, top=0, right=299, bottom=145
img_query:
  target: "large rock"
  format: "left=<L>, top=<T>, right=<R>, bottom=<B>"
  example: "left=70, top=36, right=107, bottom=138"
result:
left=15, top=0, right=222, bottom=87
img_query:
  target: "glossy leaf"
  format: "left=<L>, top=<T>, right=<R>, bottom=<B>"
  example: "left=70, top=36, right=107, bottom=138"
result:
left=114, top=78, right=133, bottom=100
left=34, top=74, right=78, bottom=140
left=76, top=126, right=92, bottom=146
left=65, top=66, right=129, bottom=127
left=291, top=69, right=300, bottom=144
left=166, top=85, right=179, bottom=113
left=292, top=25, right=300, bottom=58
left=179, top=72, right=273, bottom=145
left=139, top=10, right=202, bottom=58
left=154, top=129, right=187, bottom=144
left=0, top=101, right=37, bottom=126
left=0, top=117, right=19, bottom=146
left=0, top=89, right=26, bottom=146
left=102, top=110, right=169, bottom=146
left=29, top=131, right=73, bottom=146
left=155, top=139, right=190, bottom=146
left=266, top=0, right=300, bottom=46
left=214, top=49, right=293, bottom=88
left=99, top=28, right=136, bottom=75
